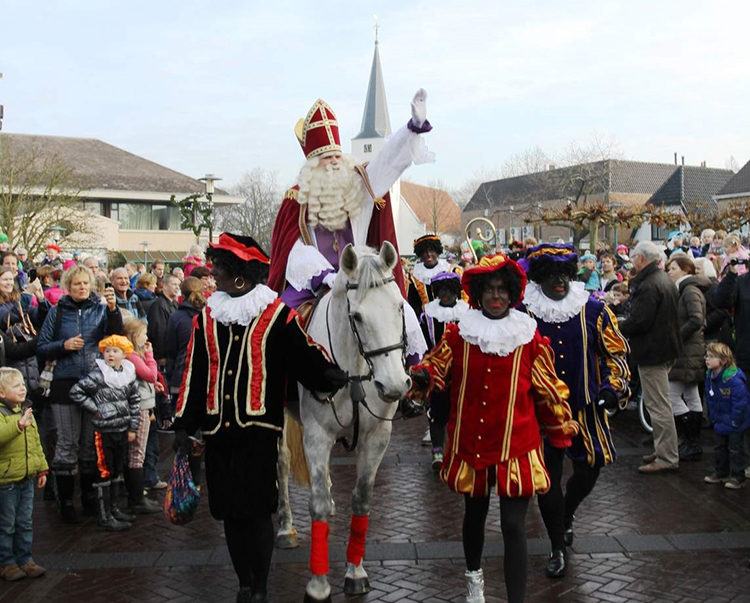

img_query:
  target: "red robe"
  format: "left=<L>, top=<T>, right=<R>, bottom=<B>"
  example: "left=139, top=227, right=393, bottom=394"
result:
left=268, top=185, right=405, bottom=297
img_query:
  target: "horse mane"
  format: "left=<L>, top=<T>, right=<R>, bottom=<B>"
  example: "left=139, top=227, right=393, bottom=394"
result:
left=350, top=246, right=394, bottom=303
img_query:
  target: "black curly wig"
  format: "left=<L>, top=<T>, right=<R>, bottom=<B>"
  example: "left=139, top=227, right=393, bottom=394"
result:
left=414, top=238, right=443, bottom=259
left=469, top=265, right=523, bottom=308
left=430, top=277, right=462, bottom=299
left=206, top=247, right=270, bottom=286
left=527, top=256, right=578, bottom=284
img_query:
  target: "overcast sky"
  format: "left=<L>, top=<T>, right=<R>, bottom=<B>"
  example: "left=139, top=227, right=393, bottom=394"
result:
left=2, top=0, right=749, bottom=192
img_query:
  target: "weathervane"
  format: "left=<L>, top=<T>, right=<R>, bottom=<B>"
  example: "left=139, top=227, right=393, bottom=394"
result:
left=373, top=13, right=379, bottom=44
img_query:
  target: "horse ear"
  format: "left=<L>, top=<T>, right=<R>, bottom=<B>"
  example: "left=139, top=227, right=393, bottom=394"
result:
left=341, top=244, right=358, bottom=277
left=380, top=241, right=398, bottom=272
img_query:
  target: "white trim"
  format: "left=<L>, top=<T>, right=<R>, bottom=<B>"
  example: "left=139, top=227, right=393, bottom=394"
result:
left=19, top=186, right=243, bottom=205
left=714, top=192, right=750, bottom=202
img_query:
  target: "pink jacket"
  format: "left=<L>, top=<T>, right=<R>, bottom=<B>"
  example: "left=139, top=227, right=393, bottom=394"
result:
left=127, top=350, right=158, bottom=410
left=183, top=256, right=204, bottom=278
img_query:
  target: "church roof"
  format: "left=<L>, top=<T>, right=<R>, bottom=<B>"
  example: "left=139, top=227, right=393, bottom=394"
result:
left=353, top=42, right=392, bottom=140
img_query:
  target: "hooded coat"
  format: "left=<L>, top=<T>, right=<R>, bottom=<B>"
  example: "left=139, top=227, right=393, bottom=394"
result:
left=669, top=275, right=711, bottom=383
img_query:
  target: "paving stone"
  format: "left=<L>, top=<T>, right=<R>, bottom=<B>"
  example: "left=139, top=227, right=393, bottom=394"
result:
left=614, top=534, right=676, bottom=552
left=571, top=536, right=624, bottom=554
left=666, top=533, right=726, bottom=550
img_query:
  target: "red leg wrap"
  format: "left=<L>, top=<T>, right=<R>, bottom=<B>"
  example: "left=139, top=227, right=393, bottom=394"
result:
left=309, top=521, right=330, bottom=575
left=346, top=514, right=369, bottom=566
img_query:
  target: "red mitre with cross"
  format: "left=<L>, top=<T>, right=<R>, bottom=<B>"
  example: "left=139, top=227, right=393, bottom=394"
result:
left=295, top=99, right=342, bottom=159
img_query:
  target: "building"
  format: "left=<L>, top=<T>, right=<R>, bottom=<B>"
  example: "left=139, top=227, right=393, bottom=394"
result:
left=714, top=158, right=750, bottom=207
left=0, top=132, right=243, bottom=263
left=350, top=38, right=458, bottom=253
left=463, top=159, right=728, bottom=245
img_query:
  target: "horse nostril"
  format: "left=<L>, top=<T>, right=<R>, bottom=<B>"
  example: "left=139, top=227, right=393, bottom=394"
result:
left=404, top=377, right=412, bottom=390
left=374, top=381, right=384, bottom=393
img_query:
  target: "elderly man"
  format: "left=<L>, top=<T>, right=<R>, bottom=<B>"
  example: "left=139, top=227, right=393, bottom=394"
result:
left=111, top=267, right=146, bottom=320
left=83, top=256, right=101, bottom=276
left=619, top=241, right=682, bottom=473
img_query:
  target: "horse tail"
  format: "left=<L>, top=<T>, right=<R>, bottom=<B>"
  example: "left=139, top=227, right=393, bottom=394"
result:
left=286, top=414, right=311, bottom=487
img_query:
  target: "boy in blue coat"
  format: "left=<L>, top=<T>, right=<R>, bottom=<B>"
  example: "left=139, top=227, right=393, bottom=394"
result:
left=704, top=342, right=750, bottom=489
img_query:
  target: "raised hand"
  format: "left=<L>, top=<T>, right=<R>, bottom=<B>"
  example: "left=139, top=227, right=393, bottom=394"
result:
left=411, top=88, right=428, bottom=128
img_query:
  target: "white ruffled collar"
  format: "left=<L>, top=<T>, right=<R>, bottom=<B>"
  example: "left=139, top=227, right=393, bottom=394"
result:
left=523, top=281, right=590, bottom=324
left=412, top=259, right=451, bottom=285
left=458, top=308, right=537, bottom=356
left=424, top=299, right=470, bottom=324
left=96, top=359, right=136, bottom=388
left=207, top=285, right=278, bottom=326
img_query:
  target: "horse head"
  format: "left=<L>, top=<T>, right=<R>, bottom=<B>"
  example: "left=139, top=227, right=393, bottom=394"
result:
left=338, top=242, right=412, bottom=402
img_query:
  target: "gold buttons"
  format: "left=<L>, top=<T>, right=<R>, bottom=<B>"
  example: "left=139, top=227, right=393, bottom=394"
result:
left=486, top=368, right=491, bottom=373
left=476, top=453, right=480, bottom=458
left=480, top=418, right=484, bottom=423
left=561, top=370, right=566, bottom=375
left=224, top=394, right=231, bottom=400
left=484, top=385, right=488, bottom=390
left=557, top=325, right=562, bottom=329
left=224, top=421, right=230, bottom=428
left=558, top=340, right=563, bottom=345
left=559, top=354, right=564, bottom=359
left=234, top=335, right=240, bottom=341
left=478, top=435, right=482, bottom=440
left=482, top=401, right=487, bottom=406
left=227, top=369, right=233, bottom=376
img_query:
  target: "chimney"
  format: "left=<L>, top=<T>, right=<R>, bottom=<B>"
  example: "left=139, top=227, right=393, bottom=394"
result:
left=546, top=163, right=556, bottom=171
left=681, top=156, right=685, bottom=166
left=674, top=152, right=678, bottom=165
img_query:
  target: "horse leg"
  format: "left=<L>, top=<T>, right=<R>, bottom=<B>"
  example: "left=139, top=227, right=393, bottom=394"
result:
left=344, top=423, right=392, bottom=595
left=276, top=414, right=298, bottom=549
left=304, top=427, right=336, bottom=603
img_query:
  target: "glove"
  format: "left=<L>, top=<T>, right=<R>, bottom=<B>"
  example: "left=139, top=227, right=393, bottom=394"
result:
left=597, top=390, right=619, bottom=411
left=410, top=368, right=430, bottom=390
left=410, top=88, right=427, bottom=127
left=323, top=368, right=348, bottom=391
left=323, top=272, right=337, bottom=289
left=172, top=429, right=189, bottom=454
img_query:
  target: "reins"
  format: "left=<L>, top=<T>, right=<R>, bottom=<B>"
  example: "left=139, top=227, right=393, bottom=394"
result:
left=311, top=274, right=407, bottom=451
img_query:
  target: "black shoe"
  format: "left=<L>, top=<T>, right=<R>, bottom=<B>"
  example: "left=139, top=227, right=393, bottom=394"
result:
left=111, top=506, right=135, bottom=523
left=563, top=515, right=574, bottom=547
left=60, top=501, right=80, bottom=524
left=399, top=398, right=426, bottom=419
left=129, top=496, right=162, bottom=514
left=545, top=549, right=566, bottom=578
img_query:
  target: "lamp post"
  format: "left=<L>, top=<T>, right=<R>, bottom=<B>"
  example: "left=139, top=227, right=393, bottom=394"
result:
left=49, top=225, right=66, bottom=246
left=536, top=202, right=543, bottom=242
left=198, top=173, right=221, bottom=243
left=140, top=241, right=150, bottom=267
left=509, top=205, right=515, bottom=243
left=611, top=202, right=623, bottom=246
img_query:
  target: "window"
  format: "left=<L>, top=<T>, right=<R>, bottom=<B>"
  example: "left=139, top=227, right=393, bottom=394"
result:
left=364, top=144, right=372, bottom=153
left=82, top=201, right=102, bottom=215
left=110, top=202, right=119, bottom=222
left=118, top=203, right=182, bottom=231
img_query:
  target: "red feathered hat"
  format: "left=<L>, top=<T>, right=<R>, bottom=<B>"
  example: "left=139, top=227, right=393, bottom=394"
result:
left=208, top=233, right=269, bottom=264
left=295, top=99, right=342, bottom=160
left=462, top=253, right=527, bottom=309
left=46, top=244, right=61, bottom=252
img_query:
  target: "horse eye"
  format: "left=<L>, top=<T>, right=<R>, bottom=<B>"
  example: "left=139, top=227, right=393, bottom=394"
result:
left=353, top=312, right=363, bottom=322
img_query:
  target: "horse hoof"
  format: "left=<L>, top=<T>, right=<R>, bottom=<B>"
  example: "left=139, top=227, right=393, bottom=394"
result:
left=276, top=529, right=299, bottom=549
left=303, top=593, right=332, bottom=603
left=344, top=577, right=371, bottom=595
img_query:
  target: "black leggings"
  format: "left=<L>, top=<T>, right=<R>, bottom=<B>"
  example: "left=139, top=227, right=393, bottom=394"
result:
left=538, top=447, right=601, bottom=550
left=224, top=515, right=275, bottom=594
left=463, top=495, right=530, bottom=603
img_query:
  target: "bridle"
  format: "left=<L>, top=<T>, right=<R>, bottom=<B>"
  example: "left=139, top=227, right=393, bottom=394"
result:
left=313, top=273, right=407, bottom=451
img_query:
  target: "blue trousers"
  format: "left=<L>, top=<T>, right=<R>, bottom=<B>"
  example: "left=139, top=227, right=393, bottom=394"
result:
left=714, top=431, right=746, bottom=481
left=0, top=479, right=34, bottom=566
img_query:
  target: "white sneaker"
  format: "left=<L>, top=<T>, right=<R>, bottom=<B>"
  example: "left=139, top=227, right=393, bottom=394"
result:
left=464, top=569, right=485, bottom=603
left=421, top=428, right=432, bottom=446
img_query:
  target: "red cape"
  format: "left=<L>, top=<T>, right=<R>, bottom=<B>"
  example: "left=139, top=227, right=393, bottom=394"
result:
left=268, top=186, right=405, bottom=297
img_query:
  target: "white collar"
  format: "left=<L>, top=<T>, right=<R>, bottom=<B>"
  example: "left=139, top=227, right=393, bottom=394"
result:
left=458, top=308, right=537, bottom=356
left=96, top=359, right=136, bottom=388
left=207, top=285, right=278, bottom=326
left=412, top=259, right=450, bottom=285
left=523, top=281, right=590, bottom=324
left=424, top=299, right=469, bottom=324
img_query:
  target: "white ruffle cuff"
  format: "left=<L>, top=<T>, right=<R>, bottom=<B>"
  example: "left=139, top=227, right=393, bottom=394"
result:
left=286, top=239, right=334, bottom=292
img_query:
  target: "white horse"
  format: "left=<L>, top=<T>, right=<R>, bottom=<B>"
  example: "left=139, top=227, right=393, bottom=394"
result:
left=277, top=242, right=412, bottom=603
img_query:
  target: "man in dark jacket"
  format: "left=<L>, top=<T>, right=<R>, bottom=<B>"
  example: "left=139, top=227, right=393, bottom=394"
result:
left=620, top=241, right=682, bottom=473
left=146, top=274, right=180, bottom=367
left=713, top=262, right=750, bottom=373
left=112, top=268, right=146, bottom=321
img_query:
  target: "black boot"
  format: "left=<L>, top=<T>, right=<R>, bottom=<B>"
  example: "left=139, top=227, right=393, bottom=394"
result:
left=125, top=468, right=161, bottom=514
left=54, top=473, right=79, bottom=524
left=110, top=479, right=136, bottom=523
left=675, top=413, right=690, bottom=457
left=43, top=478, right=56, bottom=501
left=545, top=548, right=566, bottom=578
left=95, top=482, right=130, bottom=532
left=79, top=472, right=98, bottom=516
left=680, top=412, right=703, bottom=461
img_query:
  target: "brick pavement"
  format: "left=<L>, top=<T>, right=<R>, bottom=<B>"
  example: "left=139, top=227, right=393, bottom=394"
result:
left=4, top=410, right=750, bottom=603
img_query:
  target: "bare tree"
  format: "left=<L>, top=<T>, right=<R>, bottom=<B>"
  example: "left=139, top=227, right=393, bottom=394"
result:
left=725, top=156, right=740, bottom=173
left=0, top=136, right=96, bottom=259
left=452, top=166, right=502, bottom=209
left=214, top=168, right=281, bottom=252
left=421, top=179, right=461, bottom=239
left=500, top=145, right=553, bottom=178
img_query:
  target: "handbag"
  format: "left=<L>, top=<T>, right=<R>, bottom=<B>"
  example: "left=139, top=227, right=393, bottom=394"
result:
left=164, top=450, right=200, bottom=525
left=5, top=303, right=36, bottom=343
left=39, top=305, right=65, bottom=397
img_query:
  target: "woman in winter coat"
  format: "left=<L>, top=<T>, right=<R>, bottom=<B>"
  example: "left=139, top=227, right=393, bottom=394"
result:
left=165, top=277, right=205, bottom=394
left=666, top=256, right=711, bottom=461
left=133, top=273, right=158, bottom=315
left=695, top=258, right=733, bottom=346
left=36, top=265, right=122, bottom=524
left=0, top=267, right=49, bottom=393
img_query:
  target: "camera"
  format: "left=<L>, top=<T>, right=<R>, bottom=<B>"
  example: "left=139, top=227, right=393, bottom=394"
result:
left=730, top=258, right=748, bottom=266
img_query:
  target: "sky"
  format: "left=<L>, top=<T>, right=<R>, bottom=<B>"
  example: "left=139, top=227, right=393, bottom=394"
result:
left=2, top=0, right=749, bottom=194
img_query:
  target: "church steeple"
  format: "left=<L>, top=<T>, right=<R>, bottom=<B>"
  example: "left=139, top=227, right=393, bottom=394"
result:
left=353, top=34, right=392, bottom=141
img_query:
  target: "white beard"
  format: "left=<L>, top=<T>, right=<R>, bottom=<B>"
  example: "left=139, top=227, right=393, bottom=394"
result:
left=297, top=154, right=365, bottom=231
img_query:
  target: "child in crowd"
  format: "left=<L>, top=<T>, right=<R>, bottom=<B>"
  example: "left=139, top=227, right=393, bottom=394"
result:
left=122, top=320, right=162, bottom=514
left=69, top=335, right=141, bottom=531
left=0, top=367, right=48, bottom=581
left=577, top=253, right=600, bottom=291
left=704, top=343, right=750, bottom=489
left=608, top=283, right=631, bottom=320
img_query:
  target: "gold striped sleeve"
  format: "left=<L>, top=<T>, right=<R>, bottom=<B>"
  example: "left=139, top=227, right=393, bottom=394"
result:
left=412, top=334, right=453, bottom=398
left=597, top=306, right=632, bottom=409
left=531, top=342, right=578, bottom=444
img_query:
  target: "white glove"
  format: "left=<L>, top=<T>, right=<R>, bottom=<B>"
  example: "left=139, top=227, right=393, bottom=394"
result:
left=411, top=89, right=428, bottom=128
left=323, top=272, right=337, bottom=289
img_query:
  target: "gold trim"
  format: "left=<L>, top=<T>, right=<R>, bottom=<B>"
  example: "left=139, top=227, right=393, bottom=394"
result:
left=453, top=341, right=471, bottom=455
left=285, top=187, right=299, bottom=201
left=298, top=204, right=313, bottom=246
left=501, top=349, right=523, bottom=461
left=208, top=316, right=221, bottom=415
left=580, top=311, right=592, bottom=406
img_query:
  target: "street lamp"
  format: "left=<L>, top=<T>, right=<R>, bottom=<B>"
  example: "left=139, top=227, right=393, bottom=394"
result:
left=140, top=241, right=150, bottom=267
left=611, top=202, right=623, bottom=246
left=536, top=202, right=543, bottom=241
left=49, top=225, right=66, bottom=246
left=198, top=173, right=222, bottom=243
left=509, top=205, right=515, bottom=243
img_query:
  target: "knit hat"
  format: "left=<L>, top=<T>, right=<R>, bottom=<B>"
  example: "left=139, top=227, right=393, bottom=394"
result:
left=615, top=244, right=628, bottom=254
left=98, top=335, right=134, bottom=356
left=0, top=234, right=8, bottom=244
left=580, top=253, right=597, bottom=263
